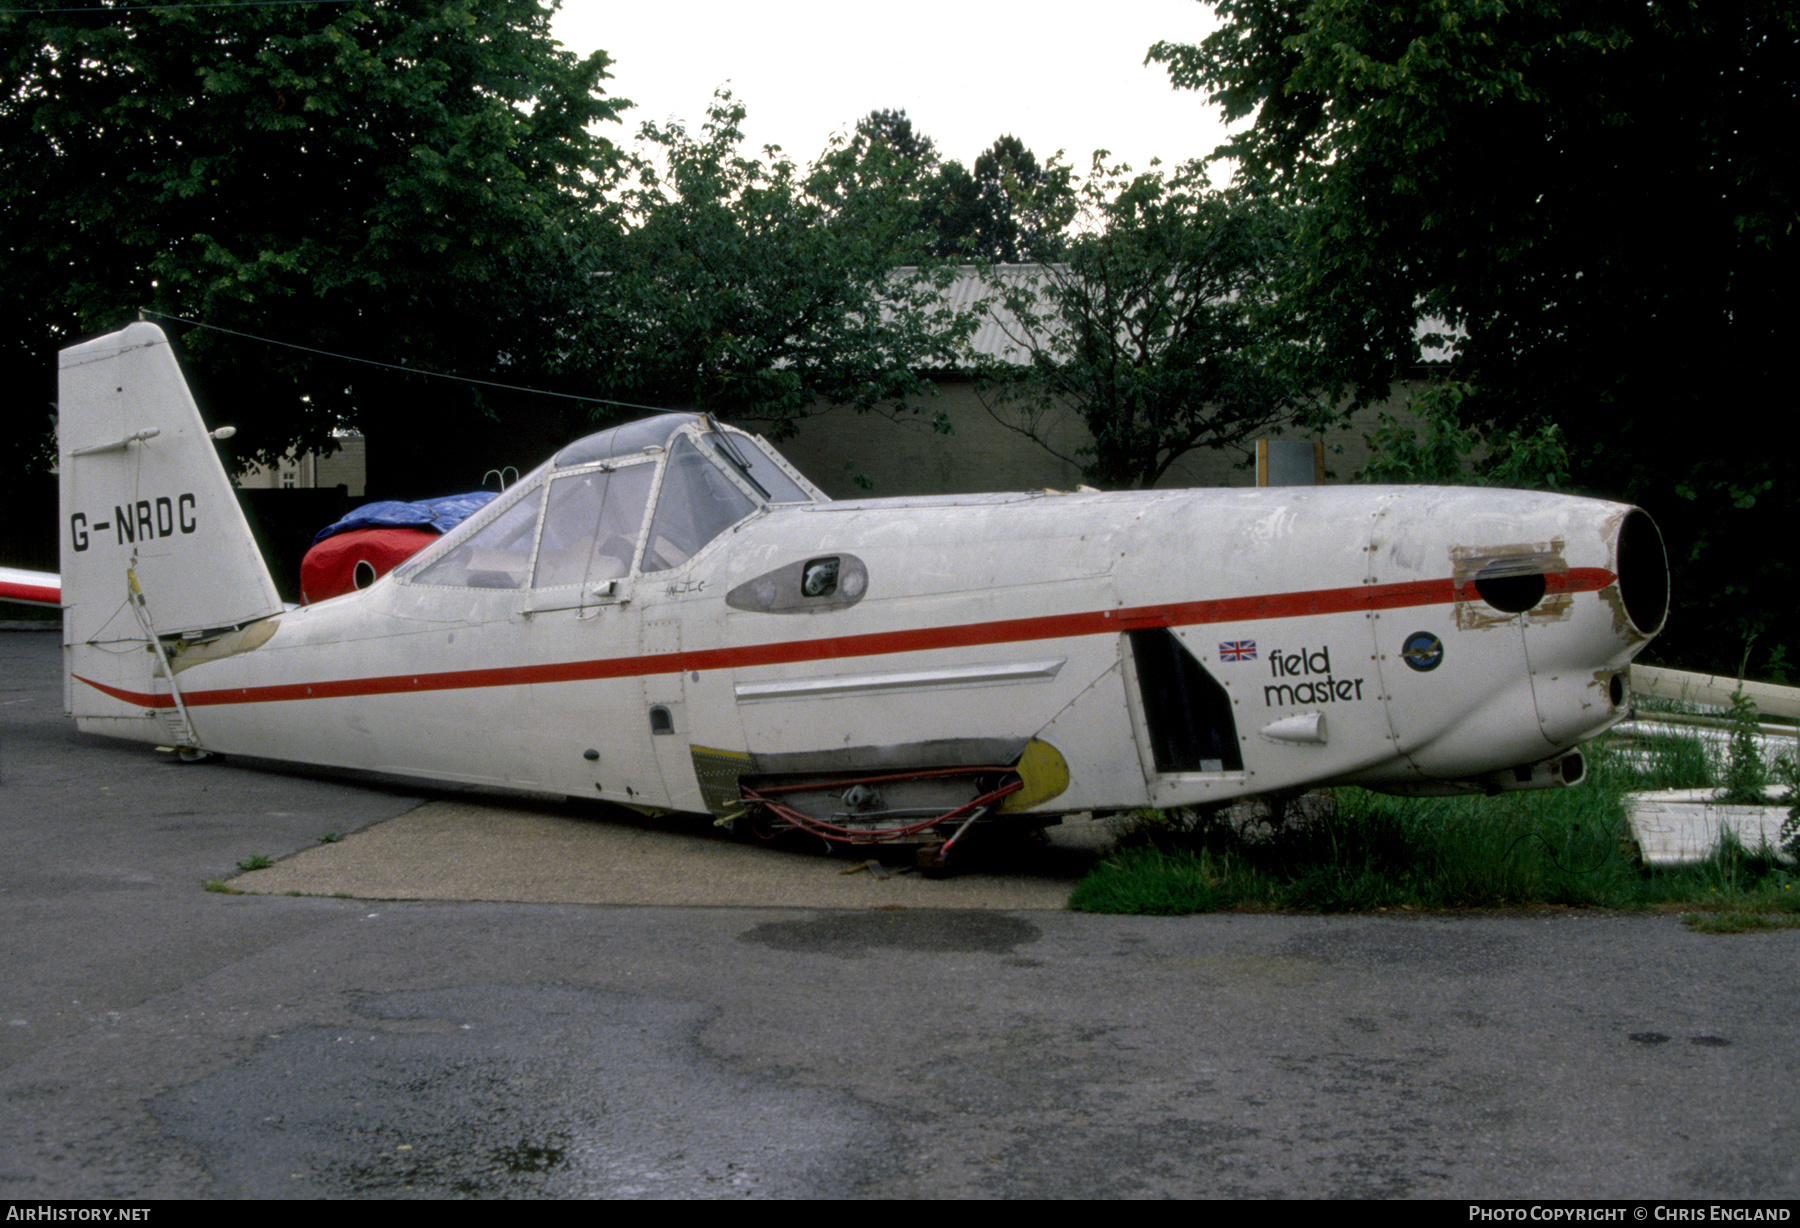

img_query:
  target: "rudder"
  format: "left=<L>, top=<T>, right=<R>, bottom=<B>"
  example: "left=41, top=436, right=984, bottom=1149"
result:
left=58, top=321, right=284, bottom=744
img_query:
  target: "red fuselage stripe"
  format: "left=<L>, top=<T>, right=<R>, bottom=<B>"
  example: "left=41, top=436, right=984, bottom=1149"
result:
left=76, top=567, right=1616, bottom=710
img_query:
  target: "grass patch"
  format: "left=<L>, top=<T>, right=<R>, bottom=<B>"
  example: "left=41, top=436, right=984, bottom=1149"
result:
left=203, top=879, right=243, bottom=895
left=1070, top=731, right=1799, bottom=917
left=1069, top=848, right=1247, bottom=914
left=235, top=854, right=273, bottom=871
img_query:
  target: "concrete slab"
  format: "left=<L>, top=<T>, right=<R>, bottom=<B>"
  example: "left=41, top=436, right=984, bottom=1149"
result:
left=230, top=798, right=1112, bottom=909
left=1626, top=788, right=1795, bottom=866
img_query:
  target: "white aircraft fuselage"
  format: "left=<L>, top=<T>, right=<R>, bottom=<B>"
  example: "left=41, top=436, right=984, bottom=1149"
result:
left=55, top=324, right=1669, bottom=844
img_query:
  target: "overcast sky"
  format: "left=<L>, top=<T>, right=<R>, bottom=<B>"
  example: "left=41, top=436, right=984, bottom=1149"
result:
left=551, top=0, right=1232, bottom=177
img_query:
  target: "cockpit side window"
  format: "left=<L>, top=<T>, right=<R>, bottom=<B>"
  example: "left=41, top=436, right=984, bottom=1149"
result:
left=409, top=485, right=545, bottom=589
left=700, top=431, right=812, bottom=505
left=642, top=436, right=755, bottom=573
left=533, top=463, right=655, bottom=589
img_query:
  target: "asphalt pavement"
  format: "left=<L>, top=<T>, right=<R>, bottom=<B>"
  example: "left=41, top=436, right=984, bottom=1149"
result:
left=2, top=628, right=1797, bottom=1199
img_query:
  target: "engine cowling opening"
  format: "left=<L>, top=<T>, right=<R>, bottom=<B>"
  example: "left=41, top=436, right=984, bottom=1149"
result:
left=1616, top=510, right=1669, bottom=636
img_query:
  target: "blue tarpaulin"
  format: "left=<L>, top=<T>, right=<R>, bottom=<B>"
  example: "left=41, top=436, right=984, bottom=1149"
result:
left=311, top=492, right=497, bottom=545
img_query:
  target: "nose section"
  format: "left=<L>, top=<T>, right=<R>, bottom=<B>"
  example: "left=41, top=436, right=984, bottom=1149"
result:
left=1522, top=505, right=1667, bottom=746
left=1373, top=494, right=1669, bottom=788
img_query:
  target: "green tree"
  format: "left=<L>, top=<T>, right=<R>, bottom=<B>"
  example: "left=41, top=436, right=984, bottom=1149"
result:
left=1149, top=0, right=1800, bottom=672
left=926, top=135, right=1074, bottom=263
left=973, top=158, right=1323, bottom=489
left=1359, top=381, right=1569, bottom=489
left=805, top=116, right=1074, bottom=265
left=580, top=94, right=971, bottom=439
left=808, top=115, right=1075, bottom=264
left=807, top=108, right=942, bottom=219
left=848, top=108, right=939, bottom=177
left=2, top=0, right=625, bottom=494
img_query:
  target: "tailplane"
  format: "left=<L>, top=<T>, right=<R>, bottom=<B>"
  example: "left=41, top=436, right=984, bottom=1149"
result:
left=58, top=321, right=283, bottom=744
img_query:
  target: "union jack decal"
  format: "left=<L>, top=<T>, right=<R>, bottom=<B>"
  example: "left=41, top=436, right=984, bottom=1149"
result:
left=1218, top=640, right=1257, bottom=662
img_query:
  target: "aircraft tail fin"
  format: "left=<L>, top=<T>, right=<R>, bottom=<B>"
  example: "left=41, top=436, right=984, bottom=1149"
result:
left=58, top=321, right=284, bottom=742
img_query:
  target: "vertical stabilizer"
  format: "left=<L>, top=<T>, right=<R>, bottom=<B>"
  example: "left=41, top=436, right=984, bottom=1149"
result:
left=58, top=321, right=283, bottom=742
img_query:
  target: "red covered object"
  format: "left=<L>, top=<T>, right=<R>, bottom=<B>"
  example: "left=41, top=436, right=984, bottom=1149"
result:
left=300, top=527, right=439, bottom=604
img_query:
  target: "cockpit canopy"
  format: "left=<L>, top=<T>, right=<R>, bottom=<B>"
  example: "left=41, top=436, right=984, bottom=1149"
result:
left=398, top=414, right=822, bottom=592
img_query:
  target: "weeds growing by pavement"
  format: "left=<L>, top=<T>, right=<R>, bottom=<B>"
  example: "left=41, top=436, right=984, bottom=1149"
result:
left=235, top=854, right=273, bottom=872
left=1069, top=723, right=1800, bottom=919
left=1683, top=912, right=1800, bottom=934
left=1778, top=756, right=1800, bottom=863
left=1722, top=691, right=1772, bottom=804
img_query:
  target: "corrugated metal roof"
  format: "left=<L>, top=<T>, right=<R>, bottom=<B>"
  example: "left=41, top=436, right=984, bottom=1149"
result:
left=901, top=263, right=1458, bottom=370
left=899, top=264, right=1059, bottom=368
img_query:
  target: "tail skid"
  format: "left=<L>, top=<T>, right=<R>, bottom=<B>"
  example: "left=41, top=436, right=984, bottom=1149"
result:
left=59, top=322, right=284, bottom=744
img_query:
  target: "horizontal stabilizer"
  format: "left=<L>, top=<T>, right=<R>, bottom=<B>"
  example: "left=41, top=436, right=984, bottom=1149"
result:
left=0, top=566, right=61, bottom=608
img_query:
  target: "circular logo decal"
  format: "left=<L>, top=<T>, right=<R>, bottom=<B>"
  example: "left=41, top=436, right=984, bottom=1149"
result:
left=1401, top=631, right=1444, bottom=672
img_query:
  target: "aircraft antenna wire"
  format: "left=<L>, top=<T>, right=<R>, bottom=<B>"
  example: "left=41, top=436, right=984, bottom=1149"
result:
left=2, top=1, right=355, bottom=15
left=136, top=310, right=685, bottom=417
